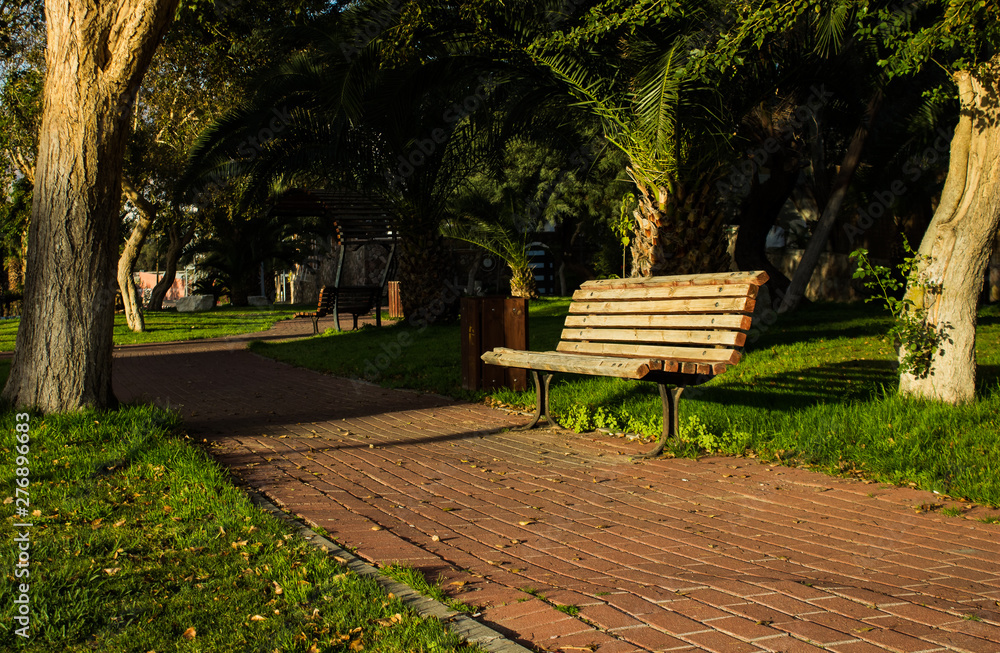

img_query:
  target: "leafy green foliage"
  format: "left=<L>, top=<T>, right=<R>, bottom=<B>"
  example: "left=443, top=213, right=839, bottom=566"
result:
left=851, top=239, right=951, bottom=379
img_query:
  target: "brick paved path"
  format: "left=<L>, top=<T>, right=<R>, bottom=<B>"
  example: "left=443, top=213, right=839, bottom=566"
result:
left=114, top=319, right=1000, bottom=653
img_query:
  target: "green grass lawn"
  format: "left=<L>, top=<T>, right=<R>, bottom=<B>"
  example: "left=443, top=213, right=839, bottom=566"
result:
left=0, top=406, right=482, bottom=652
left=252, top=299, right=1000, bottom=507
left=0, top=306, right=305, bottom=352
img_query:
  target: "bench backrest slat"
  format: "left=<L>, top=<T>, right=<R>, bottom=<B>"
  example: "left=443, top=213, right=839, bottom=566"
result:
left=570, top=296, right=755, bottom=315
left=563, top=314, right=752, bottom=330
left=556, top=341, right=742, bottom=364
left=559, top=270, right=768, bottom=378
left=578, top=270, right=768, bottom=289
left=572, top=283, right=758, bottom=302
left=560, top=327, right=746, bottom=348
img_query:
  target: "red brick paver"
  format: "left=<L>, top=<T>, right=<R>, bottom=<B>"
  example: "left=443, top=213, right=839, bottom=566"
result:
left=113, top=319, right=1000, bottom=652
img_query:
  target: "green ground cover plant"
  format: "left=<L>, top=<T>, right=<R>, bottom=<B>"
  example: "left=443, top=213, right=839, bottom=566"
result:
left=0, top=405, right=482, bottom=652
left=0, top=305, right=304, bottom=352
left=253, top=299, right=1000, bottom=507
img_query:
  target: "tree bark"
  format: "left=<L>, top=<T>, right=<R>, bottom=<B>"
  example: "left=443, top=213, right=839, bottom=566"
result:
left=3, top=0, right=179, bottom=411
left=734, top=145, right=799, bottom=300
left=117, top=176, right=156, bottom=331
left=987, top=232, right=1000, bottom=304
left=778, top=91, right=883, bottom=313
left=398, top=229, right=459, bottom=325
left=148, top=220, right=195, bottom=310
left=898, top=57, right=1000, bottom=404
left=629, top=171, right=729, bottom=277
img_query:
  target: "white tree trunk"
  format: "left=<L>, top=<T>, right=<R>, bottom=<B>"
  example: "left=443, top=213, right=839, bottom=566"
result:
left=2, top=0, right=178, bottom=411
left=898, top=56, right=1000, bottom=404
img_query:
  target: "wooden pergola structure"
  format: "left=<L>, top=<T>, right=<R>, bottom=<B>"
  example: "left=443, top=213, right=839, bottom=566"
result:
left=271, top=188, right=397, bottom=329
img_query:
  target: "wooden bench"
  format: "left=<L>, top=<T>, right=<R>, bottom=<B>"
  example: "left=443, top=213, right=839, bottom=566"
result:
left=294, top=286, right=336, bottom=334
left=294, top=285, right=384, bottom=334
left=481, top=270, right=769, bottom=457
left=332, top=285, right=383, bottom=331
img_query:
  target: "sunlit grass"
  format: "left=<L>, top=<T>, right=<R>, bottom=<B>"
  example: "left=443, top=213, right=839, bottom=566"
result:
left=0, top=306, right=305, bottom=352
left=0, top=406, right=482, bottom=652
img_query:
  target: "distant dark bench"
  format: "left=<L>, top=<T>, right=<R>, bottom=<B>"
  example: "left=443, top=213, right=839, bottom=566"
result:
left=294, top=285, right=383, bottom=334
left=333, top=285, right=383, bottom=331
left=482, top=270, right=768, bottom=457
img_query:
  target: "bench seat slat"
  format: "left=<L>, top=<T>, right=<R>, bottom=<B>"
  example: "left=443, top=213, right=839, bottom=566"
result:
left=556, top=341, right=741, bottom=364
left=560, top=327, right=746, bottom=347
left=579, top=270, right=768, bottom=290
left=482, top=348, right=658, bottom=379
left=569, top=296, right=755, bottom=315
left=572, top=283, right=758, bottom=303
left=563, top=314, right=752, bottom=330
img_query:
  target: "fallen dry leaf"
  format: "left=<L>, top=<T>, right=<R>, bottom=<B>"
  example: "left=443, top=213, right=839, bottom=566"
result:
left=250, top=615, right=266, bottom=622
left=181, top=627, right=196, bottom=640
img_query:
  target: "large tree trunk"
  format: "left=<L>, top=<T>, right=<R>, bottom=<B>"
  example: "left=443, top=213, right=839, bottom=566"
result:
left=987, top=232, right=1000, bottom=304
left=734, top=145, right=799, bottom=300
left=778, top=91, right=882, bottom=313
left=2, top=0, right=178, bottom=412
left=398, top=229, right=459, bottom=325
left=630, top=171, right=729, bottom=277
left=898, top=58, right=1000, bottom=404
left=117, top=177, right=156, bottom=332
left=148, top=220, right=195, bottom=310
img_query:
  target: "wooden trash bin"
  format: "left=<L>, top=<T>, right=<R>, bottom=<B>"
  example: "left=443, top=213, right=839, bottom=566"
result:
left=461, top=297, right=528, bottom=391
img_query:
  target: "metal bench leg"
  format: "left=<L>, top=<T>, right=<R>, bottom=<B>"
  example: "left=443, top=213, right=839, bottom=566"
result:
left=635, top=385, right=684, bottom=459
left=515, top=372, right=564, bottom=431
left=311, top=316, right=319, bottom=335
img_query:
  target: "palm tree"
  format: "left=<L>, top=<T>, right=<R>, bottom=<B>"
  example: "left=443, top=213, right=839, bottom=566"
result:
left=181, top=8, right=502, bottom=322
left=497, top=3, right=735, bottom=277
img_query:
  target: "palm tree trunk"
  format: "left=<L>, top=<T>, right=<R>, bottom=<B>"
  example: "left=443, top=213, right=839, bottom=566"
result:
left=398, top=229, right=459, bottom=324
left=630, top=173, right=729, bottom=277
left=898, top=58, right=1000, bottom=404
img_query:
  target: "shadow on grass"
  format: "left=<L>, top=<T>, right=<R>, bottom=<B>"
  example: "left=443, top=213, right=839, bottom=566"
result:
left=747, top=304, right=893, bottom=351
left=978, top=364, right=1000, bottom=389
left=696, top=359, right=898, bottom=411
